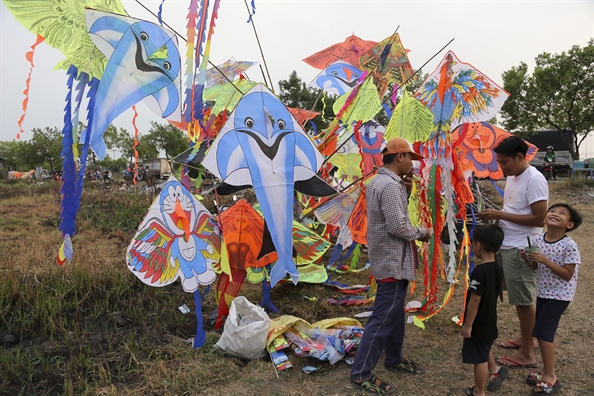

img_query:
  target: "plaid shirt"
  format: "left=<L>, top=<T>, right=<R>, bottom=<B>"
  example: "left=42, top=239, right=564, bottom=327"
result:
left=366, top=167, right=425, bottom=281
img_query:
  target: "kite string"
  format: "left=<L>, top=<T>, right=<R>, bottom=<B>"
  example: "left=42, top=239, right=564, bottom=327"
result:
left=381, top=37, right=455, bottom=106
left=243, top=0, right=274, bottom=93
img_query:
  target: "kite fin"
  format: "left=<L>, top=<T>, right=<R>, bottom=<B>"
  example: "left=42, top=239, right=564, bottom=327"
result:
left=294, top=176, right=337, bottom=197
left=215, top=182, right=252, bottom=196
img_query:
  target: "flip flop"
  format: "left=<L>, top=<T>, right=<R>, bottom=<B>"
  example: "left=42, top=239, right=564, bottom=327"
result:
left=498, top=339, right=521, bottom=349
left=526, top=372, right=543, bottom=385
left=498, top=355, right=537, bottom=368
left=532, top=380, right=562, bottom=395
left=488, top=366, right=509, bottom=391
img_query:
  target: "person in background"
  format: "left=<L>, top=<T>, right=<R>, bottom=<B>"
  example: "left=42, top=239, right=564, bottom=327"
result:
left=350, top=137, right=431, bottom=395
left=544, top=146, right=556, bottom=180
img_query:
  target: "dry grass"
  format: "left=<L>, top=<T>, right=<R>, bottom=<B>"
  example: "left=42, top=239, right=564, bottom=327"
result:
left=0, top=179, right=593, bottom=395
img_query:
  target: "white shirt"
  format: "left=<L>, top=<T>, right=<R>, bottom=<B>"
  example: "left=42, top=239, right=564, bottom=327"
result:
left=534, top=234, right=581, bottom=301
left=500, top=166, right=549, bottom=249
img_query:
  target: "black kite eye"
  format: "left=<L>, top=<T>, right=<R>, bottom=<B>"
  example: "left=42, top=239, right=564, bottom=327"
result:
left=140, top=32, right=149, bottom=41
left=332, top=71, right=338, bottom=75
left=353, top=73, right=359, bottom=78
left=163, top=61, right=171, bottom=71
left=277, top=119, right=286, bottom=130
left=244, top=117, right=254, bottom=128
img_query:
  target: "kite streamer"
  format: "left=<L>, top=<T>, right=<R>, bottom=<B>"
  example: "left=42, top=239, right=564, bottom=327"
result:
left=16, top=34, right=44, bottom=139
left=246, top=0, right=256, bottom=23
left=131, top=105, right=139, bottom=184
left=157, top=0, right=165, bottom=25
left=57, top=65, right=78, bottom=265
left=70, top=72, right=89, bottom=158
left=193, top=0, right=221, bottom=122
left=182, top=0, right=199, bottom=123
left=189, top=0, right=210, bottom=122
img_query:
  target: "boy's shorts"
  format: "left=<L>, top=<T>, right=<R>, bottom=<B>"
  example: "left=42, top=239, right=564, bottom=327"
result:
left=462, top=338, right=492, bottom=364
left=532, top=297, right=570, bottom=343
left=499, top=248, right=536, bottom=306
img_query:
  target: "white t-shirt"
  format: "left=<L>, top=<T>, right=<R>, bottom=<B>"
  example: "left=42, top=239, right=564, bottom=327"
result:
left=500, top=166, right=549, bottom=249
left=533, top=234, right=581, bottom=301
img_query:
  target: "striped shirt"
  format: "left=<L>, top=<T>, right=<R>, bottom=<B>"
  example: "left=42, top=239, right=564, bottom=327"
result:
left=366, top=167, right=426, bottom=281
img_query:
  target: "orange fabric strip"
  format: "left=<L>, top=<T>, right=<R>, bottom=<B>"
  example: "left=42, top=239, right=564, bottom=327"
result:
left=17, top=35, right=44, bottom=139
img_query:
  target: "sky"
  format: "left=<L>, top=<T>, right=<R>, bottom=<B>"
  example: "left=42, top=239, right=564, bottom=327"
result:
left=1, top=0, right=594, bottom=157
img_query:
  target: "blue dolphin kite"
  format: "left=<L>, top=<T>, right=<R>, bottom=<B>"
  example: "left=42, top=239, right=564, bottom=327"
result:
left=310, top=60, right=363, bottom=96
left=83, top=9, right=182, bottom=160
left=202, top=84, right=335, bottom=287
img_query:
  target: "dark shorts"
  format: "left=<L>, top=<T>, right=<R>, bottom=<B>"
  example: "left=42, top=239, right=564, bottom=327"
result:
left=532, top=297, right=570, bottom=343
left=462, top=338, right=493, bottom=364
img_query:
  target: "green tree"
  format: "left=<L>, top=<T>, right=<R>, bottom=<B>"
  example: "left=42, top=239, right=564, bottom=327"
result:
left=136, top=134, right=159, bottom=161
left=30, top=127, right=63, bottom=173
left=404, top=71, right=428, bottom=95
left=0, top=140, right=25, bottom=170
left=145, top=122, right=189, bottom=160
left=0, top=136, right=53, bottom=171
left=278, top=71, right=336, bottom=132
left=500, top=39, right=594, bottom=159
left=97, top=155, right=128, bottom=173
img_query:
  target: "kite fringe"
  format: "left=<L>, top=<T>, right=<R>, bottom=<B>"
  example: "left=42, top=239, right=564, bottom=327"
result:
left=16, top=34, right=44, bottom=139
left=57, top=65, right=78, bottom=265
left=131, top=105, right=139, bottom=184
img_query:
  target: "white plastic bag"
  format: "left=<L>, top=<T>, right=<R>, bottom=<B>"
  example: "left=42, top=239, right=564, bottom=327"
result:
left=215, top=296, right=271, bottom=359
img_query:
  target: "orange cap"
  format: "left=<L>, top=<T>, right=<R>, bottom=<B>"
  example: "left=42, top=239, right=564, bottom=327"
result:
left=382, top=137, right=424, bottom=160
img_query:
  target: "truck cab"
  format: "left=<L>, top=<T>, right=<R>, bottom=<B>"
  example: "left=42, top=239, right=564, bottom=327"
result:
left=523, top=130, right=575, bottom=171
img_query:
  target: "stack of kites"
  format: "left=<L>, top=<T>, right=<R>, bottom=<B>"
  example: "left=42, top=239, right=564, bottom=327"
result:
left=5, top=0, right=540, bottom=349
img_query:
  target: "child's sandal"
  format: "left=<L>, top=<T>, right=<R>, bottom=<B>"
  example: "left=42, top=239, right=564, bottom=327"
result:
left=531, top=380, right=562, bottom=395
left=488, top=366, right=509, bottom=391
left=526, top=371, right=542, bottom=386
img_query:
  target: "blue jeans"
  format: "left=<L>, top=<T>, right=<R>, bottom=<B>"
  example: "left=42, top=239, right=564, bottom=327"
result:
left=350, top=279, right=409, bottom=380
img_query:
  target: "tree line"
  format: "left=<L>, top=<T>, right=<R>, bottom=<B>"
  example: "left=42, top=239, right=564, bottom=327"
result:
left=1, top=39, right=592, bottom=175
left=0, top=122, right=188, bottom=173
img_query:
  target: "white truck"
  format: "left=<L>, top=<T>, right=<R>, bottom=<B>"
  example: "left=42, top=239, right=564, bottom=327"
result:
left=524, top=130, right=574, bottom=171
left=141, top=158, right=173, bottom=180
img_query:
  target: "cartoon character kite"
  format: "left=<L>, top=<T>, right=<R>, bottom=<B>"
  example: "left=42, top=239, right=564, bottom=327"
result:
left=127, top=176, right=220, bottom=291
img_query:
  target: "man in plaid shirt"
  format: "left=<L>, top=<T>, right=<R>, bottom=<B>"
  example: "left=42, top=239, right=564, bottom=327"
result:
left=351, top=137, right=432, bottom=395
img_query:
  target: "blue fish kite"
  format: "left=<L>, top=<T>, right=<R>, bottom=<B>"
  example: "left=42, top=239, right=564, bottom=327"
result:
left=202, top=84, right=336, bottom=287
left=310, top=61, right=362, bottom=96
left=83, top=9, right=182, bottom=159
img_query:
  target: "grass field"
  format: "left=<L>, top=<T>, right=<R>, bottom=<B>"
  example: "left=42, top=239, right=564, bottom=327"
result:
left=0, top=178, right=593, bottom=395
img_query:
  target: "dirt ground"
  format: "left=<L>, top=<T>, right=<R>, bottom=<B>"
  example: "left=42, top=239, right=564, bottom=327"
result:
left=0, top=179, right=593, bottom=396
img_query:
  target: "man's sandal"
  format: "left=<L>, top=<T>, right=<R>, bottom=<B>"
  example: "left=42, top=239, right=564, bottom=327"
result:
left=386, top=359, right=425, bottom=374
left=351, top=375, right=395, bottom=394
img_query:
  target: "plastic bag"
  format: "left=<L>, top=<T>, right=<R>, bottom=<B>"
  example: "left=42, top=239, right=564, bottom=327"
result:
left=215, top=296, right=271, bottom=359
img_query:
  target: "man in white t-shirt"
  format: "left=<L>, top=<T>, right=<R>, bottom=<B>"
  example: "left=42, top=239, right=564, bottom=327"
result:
left=479, top=136, right=549, bottom=368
